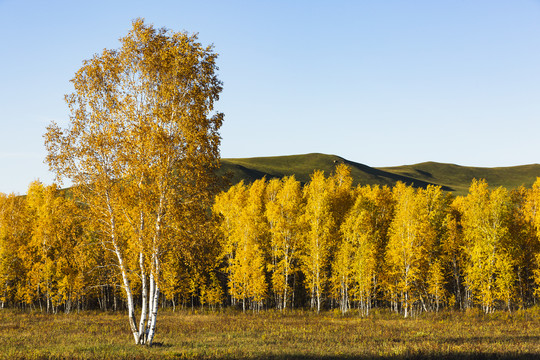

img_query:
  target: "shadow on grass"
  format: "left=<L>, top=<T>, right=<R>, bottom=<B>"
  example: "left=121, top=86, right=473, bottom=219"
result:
left=150, top=342, right=172, bottom=348
left=343, top=159, right=454, bottom=192
left=168, top=354, right=540, bottom=360
left=441, top=335, right=540, bottom=344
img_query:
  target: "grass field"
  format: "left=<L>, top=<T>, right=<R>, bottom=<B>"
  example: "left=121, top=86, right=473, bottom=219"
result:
left=2, top=309, right=540, bottom=359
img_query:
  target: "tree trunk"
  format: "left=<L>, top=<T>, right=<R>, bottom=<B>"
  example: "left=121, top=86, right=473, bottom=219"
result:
left=145, top=197, right=164, bottom=346
left=146, top=260, right=160, bottom=346
left=115, top=248, right=139, bottom=343
left=107, top=191, right=140, bottom=344
left=283, top=250, right=289, bottom=310
left=403, top=291, right=409, bottom=318
left=138, top=252, right=148, bottom=344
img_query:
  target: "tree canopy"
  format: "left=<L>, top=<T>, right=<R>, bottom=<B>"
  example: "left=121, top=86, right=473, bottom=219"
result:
left=43, top=19, right=223, bottom=345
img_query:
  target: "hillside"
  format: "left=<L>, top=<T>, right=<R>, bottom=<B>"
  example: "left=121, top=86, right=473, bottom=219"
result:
left=220, top=153, right=446, bottom=189
left=219, top=153, right=540, bottom=196
left=380, top=162, right=540, bottom=195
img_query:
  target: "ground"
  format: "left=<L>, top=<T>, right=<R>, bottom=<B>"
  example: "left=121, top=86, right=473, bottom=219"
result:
left=2, top=308, right=540, bottom=359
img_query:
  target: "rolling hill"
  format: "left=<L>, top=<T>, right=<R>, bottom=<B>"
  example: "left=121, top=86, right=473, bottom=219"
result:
left=219, top=153, right=540, bottom=196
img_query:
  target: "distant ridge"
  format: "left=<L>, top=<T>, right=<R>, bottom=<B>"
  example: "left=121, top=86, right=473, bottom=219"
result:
left=380, top=161, right=540, bottom=195
left=219, top=153, right=540, bottom=196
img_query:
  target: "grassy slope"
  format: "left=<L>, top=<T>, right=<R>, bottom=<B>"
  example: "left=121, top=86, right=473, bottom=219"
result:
left=380, top=162, right=540, bottom=196
left=220, top=153, right=449, bottom=188
left=220, top=153, right=540, bottom=196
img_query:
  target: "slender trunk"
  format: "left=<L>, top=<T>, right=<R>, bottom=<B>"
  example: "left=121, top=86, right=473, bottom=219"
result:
left=517, top=271, right=524, bottom=307
left=146, top=257, right=160, bottom=345
left=37, top=285, right=42, bottom=313
left=283, top=249, right=289, bottom=310
left=115, top=241, right=139, bottom=343
left=453, top=259, right=462, bottom=310
left=403, top=291, right=409, bottom=318
left=138, top=251, right=148, bottom=344
left=292, top=272, right=296, bottom=309
left=272, top=245, right=279, bottom=309
left=148, top=267, right=155, bottom=331
left=136, top=191, right=148, bottom=344
left=316, top=266, right=321, bottom=313
left=116, top=249, right=139, bottom=342
left=106, top=191, right=140, bottom=344
left=316, top=286, right=321, bottom=314
left=146, top=194, right=164, bottom=346
left=346, top=276, right=351, bottom=314
left=419, top=293, right=428, bottom=313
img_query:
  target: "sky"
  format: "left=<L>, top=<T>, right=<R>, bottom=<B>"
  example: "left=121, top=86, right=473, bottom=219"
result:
left=0, top=0, right=539, bottom=194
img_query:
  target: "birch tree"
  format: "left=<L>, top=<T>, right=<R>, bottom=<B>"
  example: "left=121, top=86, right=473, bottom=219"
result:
left=0, top=193, right=30, bottom=308
left=441, top=199, right=466, bottom=309
left=26, top=181, right=87, bottom=313
left=507, top=187, right=537, bottom=307
left=44, top=19, right=223, bottom=345
left=214, top=180, right=268, bottom=311
left=265, top=176, right=303, bottom=310
left=386, top=183, right=445, bottom=317
left=214, top=182, right=246, bottom=306
left=386, top=183, right=420, bottom=317
left=524, top=179, right=540, bottom=298
left=460, top=180, right=514, bottom=313
left=338, top=184, right=393, bottom=316
left=228, top=179, right=268, bottom=311
left=302, top=171, right=333, bottom=312
left=327, top=164, right=354, bottom=312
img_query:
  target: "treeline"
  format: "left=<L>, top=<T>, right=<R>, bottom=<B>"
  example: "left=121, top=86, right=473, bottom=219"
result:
left=2, top=165, right=540, bottom=316
left=214, top=165, right=540, bottom=316
left=0, top=181, right=222, bottom=313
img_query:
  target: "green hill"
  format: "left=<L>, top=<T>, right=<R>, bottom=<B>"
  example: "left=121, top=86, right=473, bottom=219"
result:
left=219, top=153, right=540, bottom=196
left=380, top=162, right=540, bottom=195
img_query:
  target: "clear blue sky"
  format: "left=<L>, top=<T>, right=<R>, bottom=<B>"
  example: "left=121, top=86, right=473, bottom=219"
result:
left=0, top=0, right=539, bottom=194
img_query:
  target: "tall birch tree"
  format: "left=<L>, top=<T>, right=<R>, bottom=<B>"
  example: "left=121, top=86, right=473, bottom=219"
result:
left=524, top=178, right=540, bottom=297
left=44, top=19, right=223, bottom=345
left=302, top=171, right=333, bottom=312
left=386, top=183, right=445, bottom=317
left=265, top=176, right=303, bottom=310
left=226, top=180, right=268, bottom=311
left=338, top=184, right=393, bottom=315
left=460, top=180, right=514, bottom=313
left=0, top=193, right=31, bottom=308
left=214, top=180, right=268, bottom=311
left=441, top=199, right=466, bottom=309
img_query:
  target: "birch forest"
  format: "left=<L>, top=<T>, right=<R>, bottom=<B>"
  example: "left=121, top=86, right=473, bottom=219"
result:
left=3, top=164, right=540, bottom=317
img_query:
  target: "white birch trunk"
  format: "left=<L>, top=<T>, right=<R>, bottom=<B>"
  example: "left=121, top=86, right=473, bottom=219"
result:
left=114, top=238, right=139, bottom=343
left=138, top=251, right=148, bottom=345
left=146, top=194, right=164, bottom=346
left=283, top=247, right=289, bottom=310
left=106, top=191, right=140, bottom=344
left=148, top=271, right=155, bottom=325
left=403, top=291, right=409, bottom=318
left=316, top=266, right=321, bottom=313
left=146, top=257, right=160, bottom=346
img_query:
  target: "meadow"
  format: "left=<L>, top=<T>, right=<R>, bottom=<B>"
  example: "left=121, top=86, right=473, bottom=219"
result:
left=2, top=309, right=540, bottom=359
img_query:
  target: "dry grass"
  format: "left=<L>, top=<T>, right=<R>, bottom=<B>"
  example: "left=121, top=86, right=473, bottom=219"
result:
left=2, top=308, right=540, bottom=359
